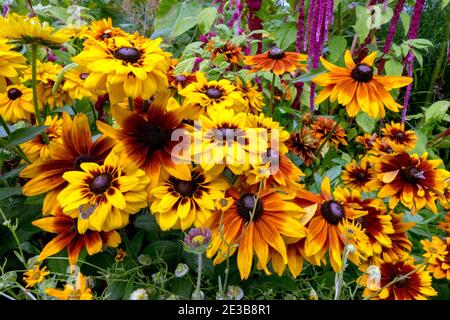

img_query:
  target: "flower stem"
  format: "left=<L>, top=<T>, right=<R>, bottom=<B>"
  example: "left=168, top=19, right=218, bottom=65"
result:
left=268, top=73, right=276, bottom=114
left=31, top=43, right=49, bottom=144
left=0, top=208, right=27, bottom=269
left=334, top=241, right=350, bottom=300
left=0, top=114, right=31, bottom=164
left=194, top=252, right=203, bottom=299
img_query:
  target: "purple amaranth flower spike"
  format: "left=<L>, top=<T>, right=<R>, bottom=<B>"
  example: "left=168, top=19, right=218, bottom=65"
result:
left=246, top=0, right=263, bottom=53
left=401, top=0, right=425, bottom=123
left=295, top=0, right=305, bottom=53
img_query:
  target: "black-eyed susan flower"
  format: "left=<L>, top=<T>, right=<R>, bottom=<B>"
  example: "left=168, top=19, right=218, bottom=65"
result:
left=206, top=186, right=306, bottom=280
left=0, top=84, right=33, bottom=122
left=377, top=212, right=415, bottom=263
left=338, top=218, right=371, bottom=266
left=311, top=116, right=348, bottom=149
left=438, top=211, right=450, bottom=234
left=381, top=121, right=417, bottom=151
left=355, top=133, right=377, bottom=151
left=361, top=258, right=436, bottom=300
left=269, top=240, right=306, bottom=278
left=46, top=272, right=93, bottom=300
left=150, top=166, right=229, bottom=231
left=0, top=38, right=27, bottom=91
left=342, top=158, right=380, bottom=192
left=32, top=211, right=121, bottom=265
left=20, top=113, right=114, bottom=214
left=84, top=18, right=129, bottom=46
left=375, top=152, right=450, bottom=213
left=179, top=72, right=246, bottom=118
left=313, top=50, right=413, bottom=118
left=195, top=108, right=249, bottom=175
left=381, top=122, right=417, bottom=151
left=20, top=115, right=63, bottom=162
left=286, top=127, right=320, bottom=166
left=293, top=177, right=367, bottom=271
left=62, top=65, right=100, bottom=101
left=422, top=236, right=450, bottom=280
left=97, top=94, right=190, bottom=188
left=244, top=46, right=308, bottom=75
left=235, top=78, right=263, bottom=115
left=370, top=136, right=402, bottom=156
left=23, top=265, right=50, bottom=288
left=74, top=34, right=171, bottom=104
left=168, top=72, right=197, bottom=91
left=0, top=13, right=69, bottom=46
left=57, top=151, right=150, bottom=233
left=208, top=40, right=243, bottom=64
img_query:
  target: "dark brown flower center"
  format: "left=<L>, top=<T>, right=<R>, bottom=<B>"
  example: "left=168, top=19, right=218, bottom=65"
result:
left=89, top=173, right=113, bottom=194
left=351, top=64, right=373, bottom=83
left=142, top=124, right=168, bottom=149
left=394, top=131, right=405, bottom=141
left=79, top=73, right=89, bottom=80
left=7, top=88, right=22, bottom=100
left=237, top=193, right=263, bottom=222
left=321, top=200, right=345, bottom=225
left=114, top=47, right=141, bottom=64
left=355, top=171, right=367, bottom=182
left=385, top=146, right=394, bottom=154
left=175, top=75, right=187, bottom=82
left=173, top=179, right=197, bottom=197
left=400, top=166, right=426, bottom=184
left=206, top=87, right=222, bottom=99
left=394, top=272, right=408, bottom=288
left=73, top=155, right=95, bottom=171
left=101, top=31, right=112, bottom=40
left=268, top=47, right=285, bottom=60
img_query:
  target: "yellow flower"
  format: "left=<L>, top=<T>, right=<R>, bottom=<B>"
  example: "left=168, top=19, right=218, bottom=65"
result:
left=84, top=18, right=129, bottom=47
left=338, top=219, right=370, bottom=266
left=0, top=38, right=27, bottom=91
left=235, top=77, right=264, bottom=114
left=0, top=84, right=33, bottom=122
left=313, top=50, right=412, bottom=118
left=73, top=34, right=171, bottom=104
left=342, top=158, right=380, bottom=192
left=179, top=72, right=246, bottom=119
left=62, top=65, right=100, bottom=100
left=46, top=272, right=93, bottom=300
left=0, top=13, right=69, bottom=46
left=381, top=121, right=417, bottom=151
left=23, top=265, right=50, bottom=288
left=151, top=166, right=229, bottom=230
left=422, top=236, right=450, bottom=280
left=20, top=115, right=63, bottom=161
left=57, top=151, right=150, bottom=233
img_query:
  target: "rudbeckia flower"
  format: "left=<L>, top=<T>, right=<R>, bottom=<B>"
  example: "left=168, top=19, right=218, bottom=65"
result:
left=370, top=136, right=402, bottom=156
left=0, top=13, right=69, bottom=46
left=208, top=40, right=243, bottom=64
left=0, top=38, right=27, bottom=91
left=244, top=46, right=308, bottom=75
left=361, top=258, right=437, bottom=300
left=293, top=177, right=367, bottom=271
left=355, top=133, right=377, bottom=151
left=269, top=240, right=307, bottom=278
left=206, top=186, right=306, bottom=279
left=287, top=127, right=320, bottom=166
left=62, top=65, right=100, bottom=101
left=73, top=34, right=171, bottom=104
left=57, top=151, right=150, bottom=233
left=313, top=50, right=413, bottom=118
left=311, top=116, right=348, bottom=149
left=234, top=78, right=264, bottom=114
left=32, top=211, right=121, bottom=265
left=381, top=121, right=417, bottom=151
left=168, top=72, right=197, bottom=91
left=20, top=113, right=114, bottom=214
left=84, top=18, right=129, bottom=46
left=438, top=211, right=450, bottom=233
left=46, top=272, right=93, bottom=300
left=0, top=84, right=33, bottom=122
left=422, top=236, right=450, bottom=280
left=20, top=115, right=63, bottom=161
left=342, top=158, right=380, bottom=192
left=338, top=218, right=371, bottom=266
left=179, top=72, right=246, bottom=119
left=23, top=265, right=50, bottom=288
left=374, top=152, right=450, bottom=213
left=97, top=93, right=191, bottom=188
left=150, top=166, right=229, bottom=230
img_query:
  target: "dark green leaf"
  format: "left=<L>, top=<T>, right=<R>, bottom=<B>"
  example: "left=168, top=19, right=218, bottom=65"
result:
left=0, top=187, right=22, bottom=201
left=6, top=126, right=48, bottom=148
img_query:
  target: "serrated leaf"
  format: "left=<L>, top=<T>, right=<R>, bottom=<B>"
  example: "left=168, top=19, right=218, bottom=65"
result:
left=356, top=112, right=376, bottom=133
left=6, top=126, right=48, bottom=148
left=197, top=7, right=217, bottom=34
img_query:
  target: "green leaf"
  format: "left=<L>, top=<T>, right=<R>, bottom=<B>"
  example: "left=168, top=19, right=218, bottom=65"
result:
left=327, top=35, right=347, bottom=62
left=294, top=69, right=327, bottom=84
left=170, top=277, right=193, bottom=299
left=406, top=38, right=433, bottom=50
left=105, top=280, right=127, bottom=300
left=412, top=49, right=423, bottom=68
left=0, top=165, right=25, bottom=182
left=169, top=2, right=203, bottom=38
left=130, top=230, right=145, bottom=255
left=6, top=126, right=48, bottom=148
left=354, top=6, right=371, bottom=42
left=197, top=7, right=217, bottom=34
left=424, top=101, right=450, bottom=123
left=174, top=57, right=196, bottom=74
left=442, top=0, right=450, bottom=9
left=0, top=187, right=22, bottom=201
left=356, top=112, right=376, bottom=133
left=400, top=12, right=410, bottom=35
left=142, top=241, right=180, bottom=266
left=384, top=59, right=403, bottom=76
left=47, top=7, right=69, bottom=22
left=171, top=16, right=198, bottom=38
left=52, top=63, right=78, bottom=97
left=274, top=22, right=297, bottom=50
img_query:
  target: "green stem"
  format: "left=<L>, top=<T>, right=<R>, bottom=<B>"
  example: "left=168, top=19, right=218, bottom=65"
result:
left=268, top=73, right=276, bottom=114
left=31, top=43, right=49, bottom=144
left=119, top=229, right=139, bottom=267
left=89, top=101, right=97, bottom=122
left=194, top=253, right=203, bottom=299
left=128, top=97, right=134, bottom=111
left=334, top=241, right=349, bottom=300
left=0, top=114, right=31, bottom=164
left=0, top=208, right=27, bottom=269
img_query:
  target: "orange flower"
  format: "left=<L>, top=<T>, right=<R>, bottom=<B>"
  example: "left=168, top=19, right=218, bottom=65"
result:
left=244, top=46, right=307, bottom=75
left=311, top=116, right=348, bottom=149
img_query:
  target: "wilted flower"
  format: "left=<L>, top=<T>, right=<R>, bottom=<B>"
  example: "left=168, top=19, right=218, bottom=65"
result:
left=365, top=265, right=381, bottom=291
left=191, top=289, right=205, bottom=300
left=226, top=285, right=244, bottom=300
left=175, top=263, right=189, bottom=278
left=308, top=288, right=318, bottom=300
left=137, top=254, right=152, bottom=266
left=183, top=227, right=212, bottom=254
